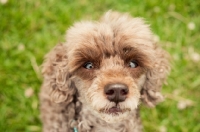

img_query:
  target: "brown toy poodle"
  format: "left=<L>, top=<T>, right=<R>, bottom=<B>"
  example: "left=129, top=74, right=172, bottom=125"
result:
left=40, top=11, right=170, bottom=132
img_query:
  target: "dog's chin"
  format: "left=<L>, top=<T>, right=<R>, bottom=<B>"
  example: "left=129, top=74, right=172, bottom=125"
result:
left=98, top=107, right=131, bottom=123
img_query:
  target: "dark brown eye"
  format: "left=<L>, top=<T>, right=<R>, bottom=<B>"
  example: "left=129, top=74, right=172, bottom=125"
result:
left=129, top=60, right=138, bottom=68
left=83, top=62, right=94, bottom=69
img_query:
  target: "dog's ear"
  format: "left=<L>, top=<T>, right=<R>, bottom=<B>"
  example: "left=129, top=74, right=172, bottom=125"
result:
left=42, top=44, right=76, bottom=104
left=141, top=45, right=170, bottom=107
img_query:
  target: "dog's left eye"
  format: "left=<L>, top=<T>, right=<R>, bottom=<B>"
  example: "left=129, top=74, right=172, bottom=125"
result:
left=129, top=60, right=138, bottom=68
left=83, top=62, right=94, bottom=69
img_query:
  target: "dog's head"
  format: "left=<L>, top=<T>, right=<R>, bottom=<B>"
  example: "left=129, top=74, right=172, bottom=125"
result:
left=42, top=11, right=170, bottom=123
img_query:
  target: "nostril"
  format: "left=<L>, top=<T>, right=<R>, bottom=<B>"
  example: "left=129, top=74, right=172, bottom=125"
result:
left=106, top=89, right=115, bottom=95
left=120, top=89, right=127, bottom=95
left=121, top=89, right=128, bottom=95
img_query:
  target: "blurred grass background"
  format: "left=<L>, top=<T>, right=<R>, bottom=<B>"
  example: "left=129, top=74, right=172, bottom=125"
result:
left=0, top=0, right=200, bottom=132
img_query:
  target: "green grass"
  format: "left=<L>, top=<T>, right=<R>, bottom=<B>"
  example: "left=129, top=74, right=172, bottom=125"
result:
left=0, top=0, right=200, bottom=131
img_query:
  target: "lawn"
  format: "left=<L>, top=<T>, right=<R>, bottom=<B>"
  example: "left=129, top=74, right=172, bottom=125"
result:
left=0, top=0, right=200, bottom=132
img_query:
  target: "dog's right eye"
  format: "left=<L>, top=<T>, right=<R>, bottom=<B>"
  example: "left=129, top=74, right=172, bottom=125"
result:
left=83, top=62, right=94, bottom=69
left=129, top=60, right=138, bottom=68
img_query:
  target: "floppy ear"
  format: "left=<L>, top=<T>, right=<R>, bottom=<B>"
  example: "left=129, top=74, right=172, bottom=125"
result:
left=41, top=44, right=76, bottom=104
left=141, top=45, right=170, bottom=107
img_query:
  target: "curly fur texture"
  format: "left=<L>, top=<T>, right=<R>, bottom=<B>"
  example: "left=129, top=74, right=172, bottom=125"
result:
left=40, top=11, right=170, bottom=132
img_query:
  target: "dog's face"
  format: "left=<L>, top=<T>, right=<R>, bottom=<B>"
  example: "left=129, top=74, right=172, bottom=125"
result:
left=64, top=12, right=157, bottom=122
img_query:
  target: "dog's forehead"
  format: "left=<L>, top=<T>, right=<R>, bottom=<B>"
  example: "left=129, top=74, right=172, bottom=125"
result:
left=67, top=25, right=152, bottom=55
left=66, top=12, right=155, bottom=53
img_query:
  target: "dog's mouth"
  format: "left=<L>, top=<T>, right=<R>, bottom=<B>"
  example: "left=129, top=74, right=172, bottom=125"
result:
left=108, top=107, right=122, bottom=114
left=97, top=105, right=132, bottom=123
left=100, top=106, right=130, bottom=115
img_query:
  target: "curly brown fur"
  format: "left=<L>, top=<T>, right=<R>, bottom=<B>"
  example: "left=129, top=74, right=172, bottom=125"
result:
left=40, top=11, right=170, bottom=132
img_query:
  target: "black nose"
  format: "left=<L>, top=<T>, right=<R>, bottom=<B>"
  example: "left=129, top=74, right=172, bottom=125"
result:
left=104, top=83, right=129, bottom=103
